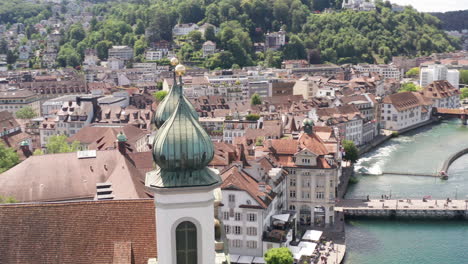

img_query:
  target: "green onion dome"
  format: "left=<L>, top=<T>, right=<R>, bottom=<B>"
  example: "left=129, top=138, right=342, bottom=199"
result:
left=153, top=98, right=214, bottom=170
left=150, top=91, right=221, bottom=188
left=153, top=82, right=199, bottom=128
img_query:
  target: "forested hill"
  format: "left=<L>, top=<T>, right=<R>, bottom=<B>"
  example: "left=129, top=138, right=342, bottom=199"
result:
left=0, top=0, right=461, bottom=69
left=430, top=10, right=468, bottom=31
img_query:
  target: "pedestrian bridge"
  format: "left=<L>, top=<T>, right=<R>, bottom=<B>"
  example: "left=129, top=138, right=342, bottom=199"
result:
left=336, top=199, right=468, bottom=219
left=434, top=108, right=468, bottom=124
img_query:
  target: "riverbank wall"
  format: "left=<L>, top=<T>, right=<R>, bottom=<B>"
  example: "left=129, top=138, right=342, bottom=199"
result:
left=358, top=134, right=392, bottom=155
left=338, top=166, right=354, bottom=199
left=358, top=118, right=439, bottom=156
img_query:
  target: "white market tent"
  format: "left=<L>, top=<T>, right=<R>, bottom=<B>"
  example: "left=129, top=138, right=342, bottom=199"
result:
left=298, top=241, right=317, bottom=255
left=289, top=245, right=302, bottom=260
left=253, top=256, right=266, bottom=264
left=230, top=254, right=240, bottom=263
left=272, top=214, right=290, bottom=222
left=302, top=230, right=323, bottom=242
left=238, top=256, right=254, bottom=264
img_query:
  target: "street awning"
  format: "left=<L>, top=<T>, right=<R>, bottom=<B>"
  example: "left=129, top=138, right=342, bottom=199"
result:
left=238, top=255, right=254, bottom=263
left=272, top=214, right=290, bottom=222
left=289, top=245, right=302, bottom=260
left=302, top=230, right=323, bottom=242
left=298, top=241, right=317, bottom=252
left=253, top=256, right=266, bottom=264
left=230, top=254, right=240, bottom=263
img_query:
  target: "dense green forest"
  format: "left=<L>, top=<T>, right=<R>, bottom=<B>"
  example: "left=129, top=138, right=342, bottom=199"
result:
left=431, top=10, right=468, bottom=31
left=0, top=0, right=52, bottom=25
left=1, top=0, right=461, bottom=69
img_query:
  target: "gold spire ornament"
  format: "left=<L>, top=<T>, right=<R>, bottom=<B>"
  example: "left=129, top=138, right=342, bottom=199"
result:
left=175, top=64, right=186, bottom=76
left=170, top=57, right=179, bottom=66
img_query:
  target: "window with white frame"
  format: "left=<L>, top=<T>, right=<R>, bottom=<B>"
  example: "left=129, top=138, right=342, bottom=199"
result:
left=247, top=213, right=256, bottom=222
left=228, top=194, right=235, bottom=202
left=290, top=190, right=296, bottom=198
left=316, top=192, right=324, bottom=199
left=246, top=227, right=257, bottom=236
left=223, top=211, right=229, bottom=220
left=246, top=240, right=257, bottom=249
left=231, top=239, right=242, bottom=248
left=224, top=225, right=230, bottom=234
left=234, top=226, right=242, bottom=234
left=290, top=178, right=296, bottom=186
left=235, top=212, right=241, bottom=221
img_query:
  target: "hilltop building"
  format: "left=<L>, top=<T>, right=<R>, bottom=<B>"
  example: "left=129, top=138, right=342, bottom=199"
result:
left=342, top=0, right=376, bottom=11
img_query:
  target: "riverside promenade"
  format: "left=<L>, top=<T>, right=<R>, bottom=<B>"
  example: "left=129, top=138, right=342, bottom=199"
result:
left=336, top=199, right=468, bottom=219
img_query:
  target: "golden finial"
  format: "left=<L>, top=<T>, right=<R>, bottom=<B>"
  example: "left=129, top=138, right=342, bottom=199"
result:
left=175, top=64, right=186, bottom=76
left=170, top=57, right=179, bottom=66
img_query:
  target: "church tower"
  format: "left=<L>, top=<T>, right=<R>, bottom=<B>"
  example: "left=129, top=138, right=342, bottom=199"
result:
left=146, top=59, right=222, bottom=264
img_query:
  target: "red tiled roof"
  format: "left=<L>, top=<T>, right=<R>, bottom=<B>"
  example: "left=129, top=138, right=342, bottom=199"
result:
left=382, top=92, right=432, bottom=111
left=420, top=80, right=460, bottom=99
left=0, top=199, right=157, bottom=264
left=220, top=165, right=274, bottom=208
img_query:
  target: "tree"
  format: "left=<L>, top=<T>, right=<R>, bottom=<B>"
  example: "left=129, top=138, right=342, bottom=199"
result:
left=0, top=38, right=8, bottom=54
left=0, top=143, right=20, bottom=173
left=460, top=70, right=468, bottom=85
left=342, top=140, right=359, bottom=163
left=15, top=106, right=37, bottom=119
left=204, top=26, right=216, bottom=42
left=134, top=19, right=145, bottom=35
left=251, top=93, right=262, bottom=105
left=245, top=113, right=260, bottom=121
left=398, top=82, right=421, bottom=93
left=0, top=195, right=18, bottom=204
left=96, top=40, right=113, bottom=60
left=134, top=37, right=147, bottom=57
left=460, top=87, right=468, bottom=100
left=45, top=135, right=80, bottom=154
left=264, top=247, right=294, bottom=264
left=57, top=43, right=81, bottom=68
left=33, top=149, right=44, bottom=156
left=188, top=30, right=204, bottom=50
left=405, top=67, right=420, bottom=78
left=153, top=90, right=168, bottom=102
left=6, top=50, right=17, bottom=65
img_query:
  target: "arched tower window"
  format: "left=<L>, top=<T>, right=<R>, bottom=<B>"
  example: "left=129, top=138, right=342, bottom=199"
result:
left=176, top=221, right=197, bottom=264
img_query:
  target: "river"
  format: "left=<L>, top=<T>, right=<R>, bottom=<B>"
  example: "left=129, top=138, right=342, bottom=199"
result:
left=344, top=119, right=468, bottom=264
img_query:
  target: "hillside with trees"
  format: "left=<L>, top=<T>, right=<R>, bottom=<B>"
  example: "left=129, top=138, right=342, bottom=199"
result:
left=430, top=10, right=468, bottom=31
left=1, top=0, right=460, bottom=69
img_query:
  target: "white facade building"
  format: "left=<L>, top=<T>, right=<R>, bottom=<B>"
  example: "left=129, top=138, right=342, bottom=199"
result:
left=173, top=23, right=199, bottom=36
left=202, top=41, right=216, bottom=57
left=145, top=50, right=165, bottom=61
left=381, top=92, right=432, bottom=131
left=354, top=64, right=401, bottom=80
left=420, top=64, right=460, bottom=89
left=108, top=45, right=134, bottom=61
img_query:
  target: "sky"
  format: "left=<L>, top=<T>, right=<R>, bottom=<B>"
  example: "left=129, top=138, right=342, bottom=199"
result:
left=388, top=0, right=468, bottom=12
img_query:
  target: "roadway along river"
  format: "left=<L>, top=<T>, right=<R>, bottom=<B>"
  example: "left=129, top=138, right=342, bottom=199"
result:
left=344, top=119, right=468, bottom=264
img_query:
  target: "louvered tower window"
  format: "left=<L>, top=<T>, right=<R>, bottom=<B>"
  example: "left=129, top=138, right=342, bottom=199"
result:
left=176, top=221, right=197, bottom=264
